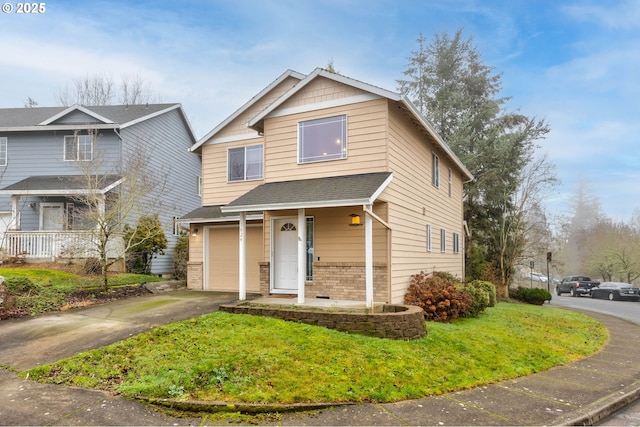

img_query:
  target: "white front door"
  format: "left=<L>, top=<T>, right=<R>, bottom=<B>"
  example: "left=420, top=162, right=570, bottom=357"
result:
left=41, top=203, right=64, bottom=231
left=273, top=218, right=298, bottom=292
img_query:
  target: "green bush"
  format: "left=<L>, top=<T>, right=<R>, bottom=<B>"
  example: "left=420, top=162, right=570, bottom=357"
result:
left=510, top=287, right=552, bottom=305
left=172, top=232, right=189, bottom=280
left=468, top=280, right=497, bottom=307
left=458, top=282, right=490, bottom=318
left=404, top=271, right=472, bottom=322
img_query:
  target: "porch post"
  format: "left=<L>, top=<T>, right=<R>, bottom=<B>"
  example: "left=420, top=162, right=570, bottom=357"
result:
left=239, top=212, right=247, bottom=301
left=297, top=208, right=306, bottom=304
left=365, top=205, right=373, bottom=308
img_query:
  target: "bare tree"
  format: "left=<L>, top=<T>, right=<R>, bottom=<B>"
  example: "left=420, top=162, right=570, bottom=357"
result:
left=68, top=131, right=170, bottom=289
left=55, top=73, right=156, bottom=106
left=495, top=154, right=558, bottom=298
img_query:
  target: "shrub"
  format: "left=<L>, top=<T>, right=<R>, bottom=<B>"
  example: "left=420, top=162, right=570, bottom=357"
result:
left=510, top=287, right=552, bottom=305
left=172, top=232, right=189, bottom=280
left=124, top=214, right=168, bottom=275
left=404, top=271, right=472, bottom=322
left=468, top=280, right=497, bottom=307
left=458, top=283, right=490, bottom=318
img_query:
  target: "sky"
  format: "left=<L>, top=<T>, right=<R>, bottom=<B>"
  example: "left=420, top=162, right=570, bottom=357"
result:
left=1, top=0, right=638, bottom=221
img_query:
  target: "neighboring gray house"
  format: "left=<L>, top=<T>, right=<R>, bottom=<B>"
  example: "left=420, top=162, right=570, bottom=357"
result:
left=0, top=104, right=201, bottom=275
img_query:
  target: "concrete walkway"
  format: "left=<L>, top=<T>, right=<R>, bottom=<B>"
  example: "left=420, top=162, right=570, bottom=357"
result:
left=1, top=292, right=639, bottom=426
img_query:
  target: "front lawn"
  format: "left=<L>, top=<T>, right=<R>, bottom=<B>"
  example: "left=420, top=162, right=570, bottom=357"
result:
left=26, top=302, right=607, bottom=404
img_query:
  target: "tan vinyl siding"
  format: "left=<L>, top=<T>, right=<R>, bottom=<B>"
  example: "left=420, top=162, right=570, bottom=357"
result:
left=279, top=77, right=368, bottom=109
left=206, top=225, right=263, bottom=292
left=264, top=206, right=388, bottom=265
left=201, top=136, right=265, bottom=206
left=386, top=103, right=465, bottom=303
left=215, top=76, right=300, bottom=140
left=264, top=99, right=389, bottom=182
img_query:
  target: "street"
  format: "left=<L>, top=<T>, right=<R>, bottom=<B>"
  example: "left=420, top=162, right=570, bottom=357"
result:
left=548, top=292, right=640, bottom=426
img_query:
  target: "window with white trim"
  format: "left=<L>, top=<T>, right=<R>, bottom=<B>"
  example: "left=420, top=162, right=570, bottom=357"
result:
left=426, top=224, right=432, bottom=252
left=448, top=168, right=453, bottom=197
left=441, top=228, right=446, bottom=252
left=453, top=232, right=460, bottom=254
left=0, top=137, right=7, bottom=166
left=64, top=134, right=93, bottom=161
left=298, top=114, right=347, bottom=163
left=196, top=176, right=202, bottom=196
left=432, top=152, right=440, bottom=187
left=228, top=144, right=263, bottom=182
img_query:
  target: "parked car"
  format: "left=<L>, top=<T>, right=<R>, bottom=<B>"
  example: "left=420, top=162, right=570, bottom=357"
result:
left=529, top=272, right=548, bottom=283
left=590, top=282, right=640, bottom=301
left=556, top=275, right=600, bottom=297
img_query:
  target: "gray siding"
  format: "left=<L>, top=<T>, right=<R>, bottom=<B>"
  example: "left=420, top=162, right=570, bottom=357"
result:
left=0, top=130, right=121, bottom=217
left=120, top=108, right=201, bottom=274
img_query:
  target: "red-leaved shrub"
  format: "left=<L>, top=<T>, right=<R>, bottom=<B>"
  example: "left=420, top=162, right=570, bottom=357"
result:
left=404, top=271, right=472, bottom=322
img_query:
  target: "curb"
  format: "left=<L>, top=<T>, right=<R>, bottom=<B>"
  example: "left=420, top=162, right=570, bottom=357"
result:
left=555, top=381, right=640, bottom=426
left=136, top=396, right=354, bottom=414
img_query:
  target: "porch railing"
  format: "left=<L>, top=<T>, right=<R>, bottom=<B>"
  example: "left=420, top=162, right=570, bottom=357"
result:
left=2, top=231, right=124, bottom=260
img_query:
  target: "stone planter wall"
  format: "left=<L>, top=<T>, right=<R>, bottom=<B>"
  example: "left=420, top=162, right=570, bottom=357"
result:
left=220, top=302, right=426, bottom=340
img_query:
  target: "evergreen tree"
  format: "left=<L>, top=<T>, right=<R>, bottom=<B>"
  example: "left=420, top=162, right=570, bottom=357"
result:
left=398, top=29, right=553, bottom=297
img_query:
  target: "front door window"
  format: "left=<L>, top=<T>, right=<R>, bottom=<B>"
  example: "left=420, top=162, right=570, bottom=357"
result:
left=41, top=203, right=64, bottom=231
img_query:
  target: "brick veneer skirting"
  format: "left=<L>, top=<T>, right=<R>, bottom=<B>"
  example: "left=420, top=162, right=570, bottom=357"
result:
left=259, top=262, right=388, bottom=302
left=187, top=261, right=203, bottom=290
left=220, top=302, right=427, bottom=340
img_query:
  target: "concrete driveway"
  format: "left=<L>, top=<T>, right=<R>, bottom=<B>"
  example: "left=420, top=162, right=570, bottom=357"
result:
left=0, top=290, right=240, bottom=371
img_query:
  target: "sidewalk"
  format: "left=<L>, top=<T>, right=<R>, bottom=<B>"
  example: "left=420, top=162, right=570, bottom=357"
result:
left=1, top=293, right=639, bottom=426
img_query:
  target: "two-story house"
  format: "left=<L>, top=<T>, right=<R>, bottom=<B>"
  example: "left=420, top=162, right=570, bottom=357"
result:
left=182, top=69, right=473, bottom=307
left=0, top=103, right=201, bottom=275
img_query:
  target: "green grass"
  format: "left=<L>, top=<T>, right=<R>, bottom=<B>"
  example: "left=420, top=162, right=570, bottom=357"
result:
left=26, top=302, right=607, bottom=404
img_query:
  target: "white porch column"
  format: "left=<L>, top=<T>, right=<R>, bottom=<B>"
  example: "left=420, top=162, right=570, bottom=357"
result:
left=297, top=208, right=306, bottom=304
left=239, top=212, right=247, bottom=301
left=365, top=205, right=374, bottom=308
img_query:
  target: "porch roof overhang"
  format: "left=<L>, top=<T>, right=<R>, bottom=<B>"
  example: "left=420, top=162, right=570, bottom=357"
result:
left=178, top=205, right=263, bottom=224
left=220, top=172, right=393, bottom=213
left=0, top=175, right=124, bottom=196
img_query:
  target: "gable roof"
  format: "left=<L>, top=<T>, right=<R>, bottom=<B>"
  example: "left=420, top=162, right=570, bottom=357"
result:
left=0, top=104, right=197, bottom=143
left=247, top=68, right=473, bottom=182
left=221, top=172, right=393, bottom=213
left=190, top=69, right=305, bottom=153
left=0, top=175, right=124, bottom=196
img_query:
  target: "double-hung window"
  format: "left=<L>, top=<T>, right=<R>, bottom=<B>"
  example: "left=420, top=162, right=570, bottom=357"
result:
left=298, top=114, right=347, bottom=163
left=432, top=152, right=440, bottom=187
left=64, top=134, right=93, bottom=161
left=426, top=224, right=432, bottom=252
left=441, top=228, right=447, bottom=252
left=0, top=137, right=7, bottom=166
left=228, top=144, right=263, bottom=182
left=453, top=232, right=460, bottom=254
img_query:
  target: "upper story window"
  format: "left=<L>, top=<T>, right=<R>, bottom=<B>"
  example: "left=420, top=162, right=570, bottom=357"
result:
left=298, top=114, right=347, bottom=164
left=64, top=134, right=93, bottom=161
left=448, top=168, right=453, bottom=197
left=432, top=152, right=440, bottom=187
left=228, top=144, right=263, bottom=182
left=0, top=137, right=7, bottom=166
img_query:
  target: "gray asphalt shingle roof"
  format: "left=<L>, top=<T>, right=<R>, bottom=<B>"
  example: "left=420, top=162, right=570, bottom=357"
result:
left=222, top=172, right=393, bottom=213
left=0, top=104, right=178, bottom=128
left=0, top=175, right=123, bottom=195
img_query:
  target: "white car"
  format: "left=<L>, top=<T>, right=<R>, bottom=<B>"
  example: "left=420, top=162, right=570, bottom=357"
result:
left=529, top=272, right=548, bottom=283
